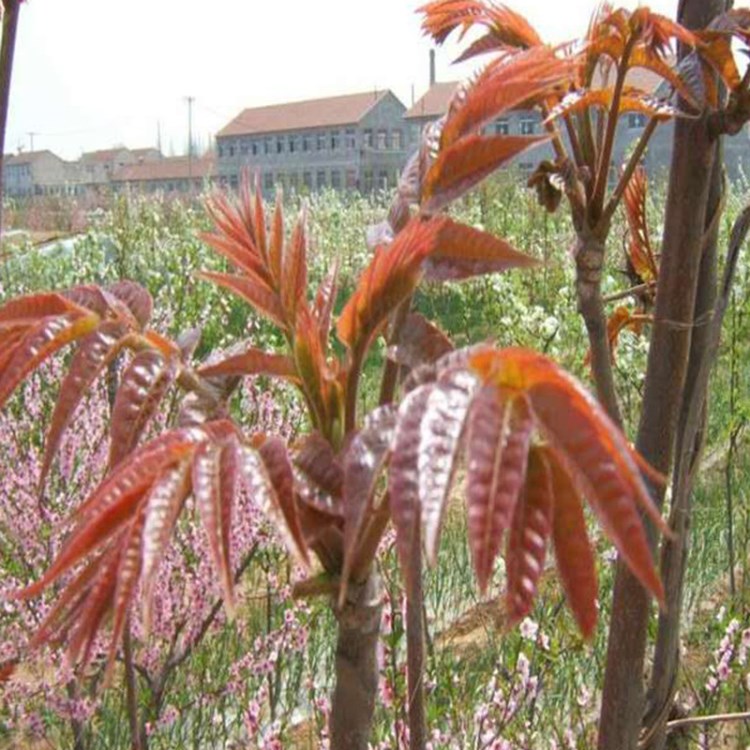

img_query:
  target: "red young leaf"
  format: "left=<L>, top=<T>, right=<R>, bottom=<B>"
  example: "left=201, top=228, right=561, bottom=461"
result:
left=623, top=165, right=658, bottom=283
left=547, top=451, right=598, bottom=638
left=506, top=446, right=554, bottom=625
left=110, top=349, right=177, bottom=468
left=545, top=87, right=681, bottom=123
left=389, top=312, right=454, bottom=370
left=337, top=217, right=444, bottom=357
left=438, top=46, right=574, bottom=148
left=420, top=0, right=542, bottom=50
left=141, top=461, right=192, bottom=630
left=423, top=217, right=539, bottom=281
left=107, top=280, right=153, bottom=329
left=419, top=368, right=479, bottom=565
left=238, top=438, right=310, bottom=568
left=197, top=270, right=286, bottom=329
left=340, top=405, right=397, bottom=599
left=40, top=321, right=130, bottom=492
left=193, top=439, right=238, bottom=616
left=388, top=387, right=432, bottom=590
left=469, top=347, right=666, bottom=603
left=422, top=133, right=550, bottom=212
left=0, top=312, right=100, bottom=410
left=293, top=432, right=344, bottom=516
left=282, top=205, right=309, bottom=323
left=466, top=386, right=534, bottom=594
left=198, top=347, right=297, bottom=380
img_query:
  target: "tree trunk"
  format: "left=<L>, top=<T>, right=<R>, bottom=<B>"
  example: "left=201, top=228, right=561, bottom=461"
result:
left=641, top=147, right=723, bottom=750
left=330, top=571, right=383, bottom=750
left=596, top=3, right=724, bottom=748
left=0, top=0, right=21, bottom=236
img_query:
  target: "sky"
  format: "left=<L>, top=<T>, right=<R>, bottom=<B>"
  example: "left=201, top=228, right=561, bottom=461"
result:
left=7, top=0, right=679, bottom=161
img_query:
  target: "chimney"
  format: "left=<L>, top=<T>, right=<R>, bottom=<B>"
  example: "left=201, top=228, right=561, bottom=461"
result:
left=429, top=49, right=436, bottom=87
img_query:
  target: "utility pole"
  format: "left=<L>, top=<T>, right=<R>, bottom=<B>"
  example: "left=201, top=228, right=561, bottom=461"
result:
left=185, top=96, right=194, bottom=185
left=27, top=131, right=36, bottom=152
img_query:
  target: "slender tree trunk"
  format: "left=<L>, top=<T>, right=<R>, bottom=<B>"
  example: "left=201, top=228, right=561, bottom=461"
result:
left=0, top=0, right=21, bottom=236
left=596, top=4, right=724, bottom=748
left=642, top=148, right=724, bottom=750
left=330, top=571, right=383, bottom=750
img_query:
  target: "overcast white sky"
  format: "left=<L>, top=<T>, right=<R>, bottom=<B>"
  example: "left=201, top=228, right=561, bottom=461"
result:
left=7, top=0, right=679, bottom=160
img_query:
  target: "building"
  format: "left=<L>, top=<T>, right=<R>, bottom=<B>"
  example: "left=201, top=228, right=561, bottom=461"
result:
left=77, top=147, right=163, bottom=194
left=404, top=81, right=551, bottom=177
left=111, top=154, right=215, bottom=194
left=407, top=72, right=750, bottom=183
left=3, top=150, right=76, bottom=197
left=215, top=90, right=409, bottom=193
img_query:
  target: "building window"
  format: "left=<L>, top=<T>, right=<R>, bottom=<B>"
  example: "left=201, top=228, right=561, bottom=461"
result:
left=518, top=162, right=534, bottom=177
left=289, top=173, right=299, bottom=190
left=379, top=170, right=388, bottom=189
left=303, top=171, right=313, bottom=190
left=252, top=141, right=259, bottom=156
left=391, top=130, right=403, bottom=150
left=331, top=130, right=341, bottom=150
left=288, top=135, right=297, bottom=153
left=363, top=170, right=374, bottom=192
left=520, top=119, right=536, bottom=135
left=276, top=137, right=284, bottom=154
left=495, top=119, right=510, bottom=135
left=264, top=173, right=273, bottom=191
left=317, top=170, right=326, bottom=189
left=218, top=145, right=225, bottom=157
left=376, top=129, right=387, bottom=149
left=265, top=138, right=272, bottom=155
left=346, top=169, right=358, bottom=189
left=317, top=132, right=326, bottom=150
left=302, top=134, right=311, bottom=152
left=345, top=129, right=356, bottom=149
left=628, top=113, right=647, bottom=129
left=331, top=169, right=341, bottom=189
left=364, top=129, right=373, bottom=148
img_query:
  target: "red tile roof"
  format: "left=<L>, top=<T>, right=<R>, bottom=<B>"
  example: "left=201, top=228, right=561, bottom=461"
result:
left=80, top=148, right=130, bottom=163
left=217, top=90, right=395, bottom=138
left=405, top=82, right=459, bottom=120
left=113, top=155, right=215, bottom=183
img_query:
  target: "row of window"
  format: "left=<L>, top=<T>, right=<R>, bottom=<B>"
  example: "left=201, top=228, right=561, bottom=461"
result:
left=224, top=168, right=399, bottom=192
left=218, top=127, right=404, bottom=159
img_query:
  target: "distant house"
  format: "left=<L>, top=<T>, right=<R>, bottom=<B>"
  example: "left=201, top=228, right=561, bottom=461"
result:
left=407, top=73, right=750, bottom=183
left=3, top=150, right=74, bottom=197
left=216, top=90, right=409, bottom=193
left=111, top=154, right=215, bottom=194
left=77, top=147, right=163, bottom=194
left=404, top=81, right=551, bottom=177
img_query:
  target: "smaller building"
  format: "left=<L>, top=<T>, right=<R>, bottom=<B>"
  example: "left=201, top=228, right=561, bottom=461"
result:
left=3, top=150, right=75, bottom=197
left=404, top=81, right=551, bottom=178
left=111, top=154, right=215, bottom=194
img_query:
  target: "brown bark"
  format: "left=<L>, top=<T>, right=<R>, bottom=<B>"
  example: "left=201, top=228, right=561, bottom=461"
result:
left=575, top=230, right=623, bottom=426
left=0, top=0, right=21, bottom=235
left=642, top=150, right=723, bottom=750
left=330, top=572, right=383, bottom=750
left=596, top=3, right=725, bottom=748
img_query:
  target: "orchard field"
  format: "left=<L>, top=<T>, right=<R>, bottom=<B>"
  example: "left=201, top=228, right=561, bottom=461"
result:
left=2, top=179, right=750, bottom=749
